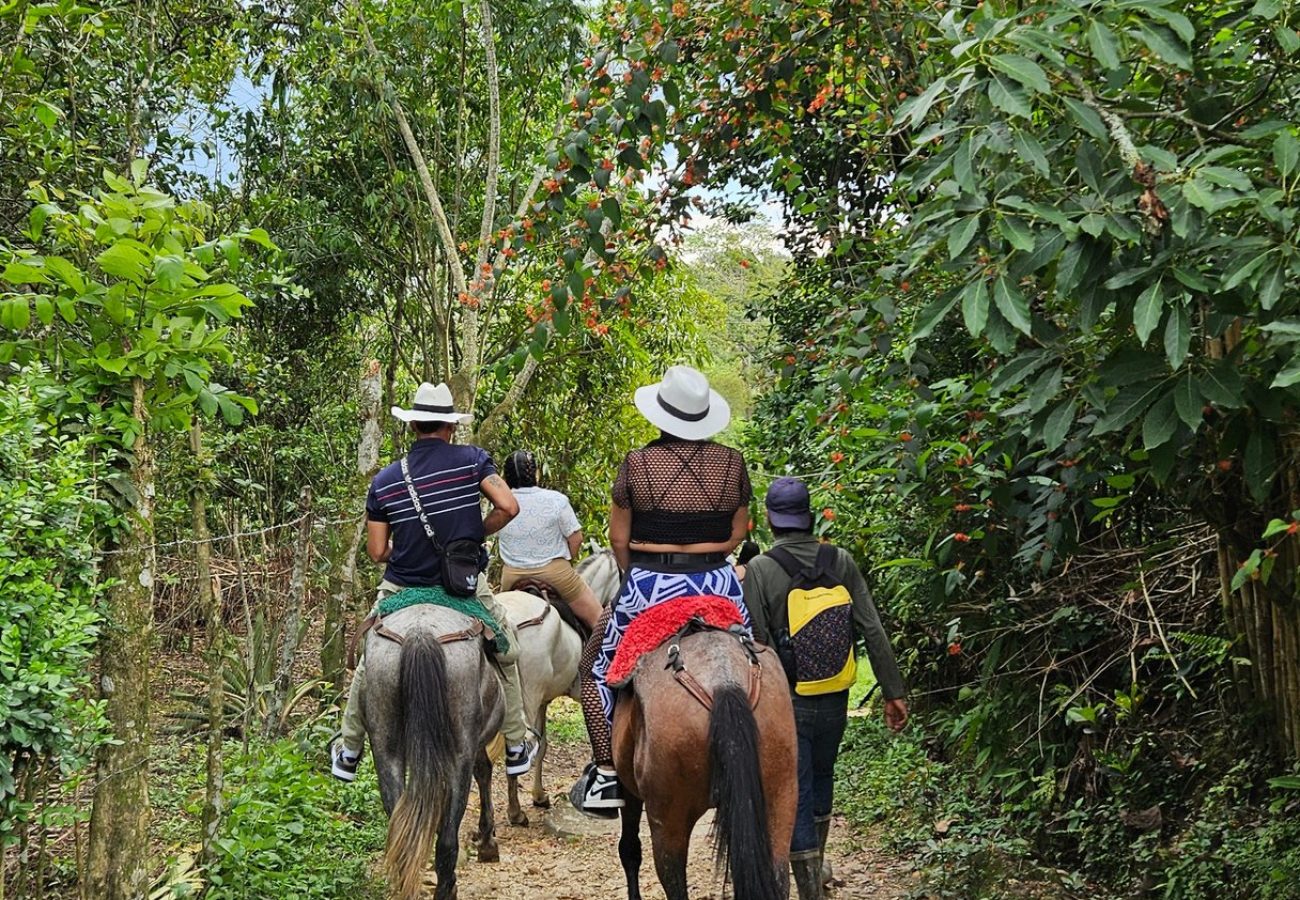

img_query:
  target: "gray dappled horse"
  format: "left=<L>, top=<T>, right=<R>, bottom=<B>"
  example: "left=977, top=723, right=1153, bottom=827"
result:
left=498, top=548, right=620, bottom=824
left=363, top=604, right=503, bottom=900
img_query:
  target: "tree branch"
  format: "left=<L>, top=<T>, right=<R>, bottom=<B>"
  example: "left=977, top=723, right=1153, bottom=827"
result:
left=464, top=0, right=502, bottom=376
left=473, top=354, right=540, bottom=449
left=355, top=11, right=468, bottom=304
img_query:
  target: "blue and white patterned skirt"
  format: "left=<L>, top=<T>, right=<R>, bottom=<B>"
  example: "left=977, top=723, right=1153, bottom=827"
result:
left=590, top=563, right=751, bottom=723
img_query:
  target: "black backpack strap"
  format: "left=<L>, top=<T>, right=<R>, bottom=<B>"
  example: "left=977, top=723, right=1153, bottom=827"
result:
left=813, top=543, right=839, bottom=580
left=765, top=546, right=803, bottom=579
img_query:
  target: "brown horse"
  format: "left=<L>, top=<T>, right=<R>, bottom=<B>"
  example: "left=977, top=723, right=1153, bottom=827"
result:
left=612, top=626, right=797, bottom=900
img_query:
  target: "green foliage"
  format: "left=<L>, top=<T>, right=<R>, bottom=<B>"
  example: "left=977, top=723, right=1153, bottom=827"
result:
left=203, top=738, right=386, bottom=899
left=893, top=0, right=1300, bottom=515
left=0, top=169, right=265, bottom=450
left=0, top=370, right=110, bottom=849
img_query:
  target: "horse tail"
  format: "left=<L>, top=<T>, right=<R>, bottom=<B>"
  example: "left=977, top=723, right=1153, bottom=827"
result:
left=386, top=632, right=458, bottom=899
left=708, top=683, right=783, bottom=900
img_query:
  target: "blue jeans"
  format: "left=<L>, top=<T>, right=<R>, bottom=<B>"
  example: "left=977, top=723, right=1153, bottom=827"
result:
left=791, top=691, right=849, bottom=855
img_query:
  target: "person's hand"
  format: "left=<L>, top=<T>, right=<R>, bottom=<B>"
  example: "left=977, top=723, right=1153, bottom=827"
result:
left=884, top=698, right=909, bottom=733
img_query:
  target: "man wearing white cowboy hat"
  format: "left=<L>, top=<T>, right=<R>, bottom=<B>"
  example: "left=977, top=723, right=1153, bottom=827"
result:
left=330, top=382, right=538, bottom=781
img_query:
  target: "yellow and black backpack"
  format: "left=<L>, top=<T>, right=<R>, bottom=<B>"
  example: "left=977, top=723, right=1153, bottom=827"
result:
left=766, top=544, right=857, bottom=696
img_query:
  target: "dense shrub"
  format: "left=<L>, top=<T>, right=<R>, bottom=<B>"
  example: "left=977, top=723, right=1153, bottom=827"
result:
left=203, top=737, right=386, bottom=899
left=0, top=370, right=109, bottom=850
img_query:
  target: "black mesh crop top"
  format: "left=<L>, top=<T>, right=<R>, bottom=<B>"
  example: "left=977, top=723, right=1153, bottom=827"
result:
left=612, top=438, right=752, bottom=544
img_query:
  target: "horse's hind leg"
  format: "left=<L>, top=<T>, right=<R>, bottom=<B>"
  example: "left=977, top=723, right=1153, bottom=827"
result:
left=434, top=763, right=472, bottom=900
left=619, top=797, right=644, bottom=900
left=648, top=808, right=692, bottom=900
left=473, top=749, right=499, bottom=862
left=531, top=703, right=551, bottom=808
left=506, top=770, right=526, bottom=827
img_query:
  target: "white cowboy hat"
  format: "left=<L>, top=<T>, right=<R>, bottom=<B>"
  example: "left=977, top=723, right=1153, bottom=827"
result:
left=633, top=365, right=731, bottom=441
left=391, top=382, right=473, bottom=425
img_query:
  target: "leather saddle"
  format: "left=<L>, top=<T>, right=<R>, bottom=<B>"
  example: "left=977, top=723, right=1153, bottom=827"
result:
left=511, top=577, right=592, bottom=645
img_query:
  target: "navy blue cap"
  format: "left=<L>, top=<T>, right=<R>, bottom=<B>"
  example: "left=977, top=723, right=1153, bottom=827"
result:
left=765, top=476, right=812, bottom=530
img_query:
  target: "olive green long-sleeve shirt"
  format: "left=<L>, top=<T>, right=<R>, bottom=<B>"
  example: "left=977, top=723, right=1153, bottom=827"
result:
left=743, top=533, right=906, bottom=701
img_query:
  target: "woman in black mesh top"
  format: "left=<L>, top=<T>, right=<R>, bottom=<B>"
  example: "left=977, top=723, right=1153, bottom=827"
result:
left=574, top=365, right=753, bottom=814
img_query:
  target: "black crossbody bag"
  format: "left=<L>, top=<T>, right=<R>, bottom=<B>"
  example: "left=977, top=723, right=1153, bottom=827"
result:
left=400, top=457, right=482, bottom=597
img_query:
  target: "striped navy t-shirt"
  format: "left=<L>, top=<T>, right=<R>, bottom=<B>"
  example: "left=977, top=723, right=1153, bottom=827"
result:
left=365, top=438, right=497, bottom=587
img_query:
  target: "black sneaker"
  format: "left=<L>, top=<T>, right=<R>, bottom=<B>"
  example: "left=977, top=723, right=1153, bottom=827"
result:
left=330, top=739, right=360, bottom=782
left=504, top=737, right=539, bottom=776
left=569, top=763, right=621, bottom=819
left=582, top=764, right=624, bottom=809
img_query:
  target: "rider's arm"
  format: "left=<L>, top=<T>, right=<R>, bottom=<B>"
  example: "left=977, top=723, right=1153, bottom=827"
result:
left=566, top=528, right=584, bottom=560
left=366, top=520, right=392, bottom=563
left=723, top=505, right=750, bottom=554
left=842, top=551, right=906, bottom=703
left=609, top=503, right=632, bottom=574
left=480, top=473, right=519, bottom=536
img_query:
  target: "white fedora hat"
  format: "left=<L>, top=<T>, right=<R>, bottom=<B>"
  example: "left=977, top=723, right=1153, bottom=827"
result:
left=633, top=365, right=731, bottom=441
left=391, top=382, right=473, bottom=425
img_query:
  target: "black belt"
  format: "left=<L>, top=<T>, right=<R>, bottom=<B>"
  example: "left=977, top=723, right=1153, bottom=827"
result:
left=629, top=551, right=728, bottom=567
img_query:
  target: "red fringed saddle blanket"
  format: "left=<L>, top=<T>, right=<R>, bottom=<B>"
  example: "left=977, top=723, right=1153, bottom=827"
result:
left=607, top=595, right=745, bottom=687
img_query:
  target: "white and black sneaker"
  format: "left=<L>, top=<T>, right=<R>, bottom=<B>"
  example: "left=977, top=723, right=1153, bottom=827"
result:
left=330, top=739, right=361, bottom=782
left=582, top=765, right=624, bottom=810
left=504, top=737, right=539, bottom=776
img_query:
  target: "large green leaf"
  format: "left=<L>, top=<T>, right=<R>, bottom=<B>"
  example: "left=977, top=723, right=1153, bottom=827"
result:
left=1271, top=356, right=1300, bottom=389
left=1042, top=397, right=1077, bottom=452
left=897, top=77, right=948, bottom=130
left=1094, top=380, right=1163, bottom=434
left=913, top=289, right=960, bottom=340
left=988, top=74, right=1033, bottom=119
left=1163, top=302, right=1190, bottom=367
left=1275, top=130, right=1299, bottom=177
left=1199, top=363, right=1246, bottom=408
left=1135, top=22, right=1191, bottom=70
left=1142, top=391, right=1178, bottom=449
left=1012, top=131, right=1050, bottom=176
left=1244, top=429, right=1276, bottom=503
left=1087, top=20, right=1122, bottom=70
left=1133, top=279, right=1164, bottom=344
left=993, top=274, right=1032, bottom=334
left=1174, top=372, right=1203, bottom=429
left=96, top=242, right=150, bottom=284
left=1061, top=97, right=1109, bottom=142
left=961, top=278, right=989, bottom=337
left=997, top=217, right=1035, bottom=252
left=989, top=54, right=1051, bottom=93
left=948, top=216, right=980, bottom=260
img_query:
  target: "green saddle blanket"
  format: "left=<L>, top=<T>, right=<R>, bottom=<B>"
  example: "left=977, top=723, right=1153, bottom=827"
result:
left=377, top=586, right=508, bottom=655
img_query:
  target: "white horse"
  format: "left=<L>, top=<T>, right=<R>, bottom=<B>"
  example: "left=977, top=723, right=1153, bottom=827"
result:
left=496, top=548, right=620, bottom=824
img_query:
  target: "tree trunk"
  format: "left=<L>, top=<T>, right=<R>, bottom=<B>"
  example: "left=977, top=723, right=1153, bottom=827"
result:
left=265, top=486, right=313, bottom=737
left=1218, top=429, right=1300, bottom=760
left=86, top=378, right=154, bottom=900
left=322, top=361, right=384, bottom=699
left=1219, top=541, right=1300, bottom=759
left=191, top=423, right=225, bottom=865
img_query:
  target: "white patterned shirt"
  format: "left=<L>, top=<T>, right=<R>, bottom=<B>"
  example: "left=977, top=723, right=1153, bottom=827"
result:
left=497, top=487, right=582, bottom=569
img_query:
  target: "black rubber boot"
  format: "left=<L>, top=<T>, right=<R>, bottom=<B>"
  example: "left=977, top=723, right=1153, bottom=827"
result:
left=791, top=855, right=825, bottom=900
left=816, top=815, right=833, bottom=886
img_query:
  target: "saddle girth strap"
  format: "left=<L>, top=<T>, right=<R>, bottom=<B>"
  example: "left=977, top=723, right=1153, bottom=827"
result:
left=348, top=613, right=488, bottom=669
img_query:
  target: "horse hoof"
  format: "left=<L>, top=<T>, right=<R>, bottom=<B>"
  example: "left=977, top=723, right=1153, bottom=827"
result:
left=508, top=810, right=529, bottom=827
left=531, top=795, right=552, bottom=809
left=478, top=842, right=499, bottom=863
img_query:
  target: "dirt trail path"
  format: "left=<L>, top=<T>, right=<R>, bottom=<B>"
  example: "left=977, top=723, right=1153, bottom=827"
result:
left=435, top=730, right=915, bottom=899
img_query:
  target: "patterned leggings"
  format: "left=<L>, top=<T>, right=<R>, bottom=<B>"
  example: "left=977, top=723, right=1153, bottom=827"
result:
left=579, top=563, right=749, bottom=766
